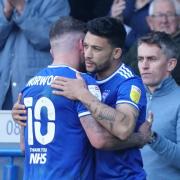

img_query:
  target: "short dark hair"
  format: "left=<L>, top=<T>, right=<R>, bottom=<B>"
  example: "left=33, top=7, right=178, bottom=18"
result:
left=138, top=31, right=179, bottom=60
left=86, top=16, right=126, bottom=48
left=49, top=16, right=86, bottom=40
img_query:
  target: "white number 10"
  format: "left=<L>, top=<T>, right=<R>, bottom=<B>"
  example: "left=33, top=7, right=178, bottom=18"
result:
left=24, top=97, right=55, bottom=145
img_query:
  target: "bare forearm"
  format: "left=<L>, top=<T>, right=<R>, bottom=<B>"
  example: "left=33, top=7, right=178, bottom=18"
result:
left=81, top=115, right=145, bottom=150
left=78, top=89, right=135, bottom=140
left=51, top=76, right=137, bottom=140
left=103, top=132, right=145, bottom=150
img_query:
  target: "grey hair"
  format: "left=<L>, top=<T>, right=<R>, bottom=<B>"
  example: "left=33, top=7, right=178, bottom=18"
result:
left=149, top=0, right=177, bottom=15
left=138, top=31, right=179, bottom=60
left=173, top=0, right=180, bottom=15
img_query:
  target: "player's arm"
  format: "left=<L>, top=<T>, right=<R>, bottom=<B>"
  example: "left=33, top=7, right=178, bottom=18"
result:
left=11, top=93, right=27, bottom=152
left=12, top=93, right=27, bottom=126
left=52, top=74, right=137, bottom=140
left=80, top=113, right=153, bottom=150
left=79, top=90, right=138, bottom=140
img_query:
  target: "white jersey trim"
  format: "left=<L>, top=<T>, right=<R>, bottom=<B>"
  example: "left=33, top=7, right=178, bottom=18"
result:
left=119, top=64, right=134, bottom=78
left=97, top=63, right=134, bottom=84
left=78, top=111, right=91, bottom=118
left=48, top=64, right=79, bottom=73
left=116, top=100, right=139, bottom=110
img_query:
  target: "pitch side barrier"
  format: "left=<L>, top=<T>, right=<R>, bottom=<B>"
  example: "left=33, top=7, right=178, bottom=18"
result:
left=0, top=110, right=24, bottom=180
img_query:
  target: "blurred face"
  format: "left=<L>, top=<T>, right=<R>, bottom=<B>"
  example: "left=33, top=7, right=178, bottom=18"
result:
left=138, top=43, right=171, bottom=92
left=83, top=32, right=116, bottom=77
left=147, top=0, right=178, bottom=34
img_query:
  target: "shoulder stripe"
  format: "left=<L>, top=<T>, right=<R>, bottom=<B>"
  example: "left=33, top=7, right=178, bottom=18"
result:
left=118, top=64, right=134, bottom=79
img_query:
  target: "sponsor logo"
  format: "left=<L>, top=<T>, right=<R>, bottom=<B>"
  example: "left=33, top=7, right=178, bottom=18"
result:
left=29, top=148, right=47, bottom=164
left=130, top=85, right=141, bottom=104
left=88, top=85, right=102, bottom=101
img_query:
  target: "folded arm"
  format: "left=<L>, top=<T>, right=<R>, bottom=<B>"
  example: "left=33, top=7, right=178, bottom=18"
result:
left=80, top=113, right=152, bottom=150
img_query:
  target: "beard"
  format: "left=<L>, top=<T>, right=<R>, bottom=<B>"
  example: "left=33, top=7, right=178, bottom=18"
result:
left=87, top=60, right=111, bottom=75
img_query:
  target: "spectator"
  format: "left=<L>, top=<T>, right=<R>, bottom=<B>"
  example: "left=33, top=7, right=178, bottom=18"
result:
left=0, top=0, right=70, bottom=109
left=138, top=32, right=180, bottom=180
left=147, top=0, right=178, bottom=34
left=110, top=0, right=152, bottom=49
left=110, top=0, right=131, bottom=36
left=124, top=0, right=180, bottom=85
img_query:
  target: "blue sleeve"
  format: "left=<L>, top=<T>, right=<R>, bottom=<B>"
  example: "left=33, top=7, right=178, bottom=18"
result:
left=116, top=77, right=146, bottom=111
left=117, top=77, right=147, bottom=130
left=76, top=101, right=91, bottom=118
left=13, top=0, right=70, bottom=50
left=76, top=73, right=101, bottom=118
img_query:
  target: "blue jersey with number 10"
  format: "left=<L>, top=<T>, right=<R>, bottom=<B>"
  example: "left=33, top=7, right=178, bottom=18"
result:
left=22, top=65, right=96, bottom=180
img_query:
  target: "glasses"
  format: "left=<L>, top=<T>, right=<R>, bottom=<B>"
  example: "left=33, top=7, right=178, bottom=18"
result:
left=152, top=13, right=177, bottom=20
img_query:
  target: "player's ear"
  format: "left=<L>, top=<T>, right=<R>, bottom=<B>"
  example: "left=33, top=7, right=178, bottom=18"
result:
left=50, top=48, right=54, bottom=58
left=146, top=16, right=154, bottom=31
left=113, top=48, right=122, bottom=60
left=167, top=58, right=177, bottom=72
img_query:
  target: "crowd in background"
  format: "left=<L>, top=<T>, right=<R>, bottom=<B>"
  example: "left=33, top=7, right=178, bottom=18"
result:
left=0, top=0, right=179, bottom=110
left=0, top=0, right=180, bottom=180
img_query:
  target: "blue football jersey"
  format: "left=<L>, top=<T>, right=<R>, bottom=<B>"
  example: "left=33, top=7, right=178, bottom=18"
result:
left=22, top=65, right=97, bottom=180
left=95, top=63, right=147, bottom=180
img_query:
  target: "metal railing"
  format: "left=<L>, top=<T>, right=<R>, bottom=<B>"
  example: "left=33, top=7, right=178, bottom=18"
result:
left=0, top=110, right=23, bottom=180
left=0, top=148, right=24, bottom=180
